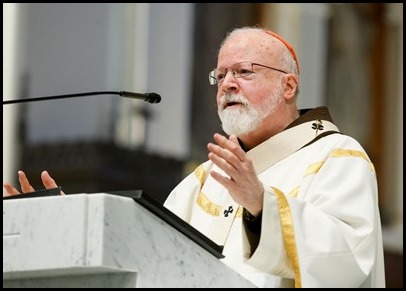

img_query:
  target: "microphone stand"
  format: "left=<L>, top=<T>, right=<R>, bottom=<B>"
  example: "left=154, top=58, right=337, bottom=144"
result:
left=3, top=91, right=161, bottom=105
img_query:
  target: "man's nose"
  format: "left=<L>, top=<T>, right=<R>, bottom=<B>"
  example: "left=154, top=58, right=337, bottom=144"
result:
left=221, top=70, right=238, bottom=91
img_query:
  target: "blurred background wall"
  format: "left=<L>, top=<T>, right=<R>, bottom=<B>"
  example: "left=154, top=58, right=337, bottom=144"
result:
left=3, top=3, right=402, bottom=287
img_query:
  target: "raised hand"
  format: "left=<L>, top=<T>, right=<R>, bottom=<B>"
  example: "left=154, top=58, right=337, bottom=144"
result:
left=207, top=133, right=264, bottom=216
left=3, top=170, right=64, bottom=197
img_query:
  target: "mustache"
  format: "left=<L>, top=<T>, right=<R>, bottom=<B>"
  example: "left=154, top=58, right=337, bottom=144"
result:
left=219, top=93, right=250, bottom=110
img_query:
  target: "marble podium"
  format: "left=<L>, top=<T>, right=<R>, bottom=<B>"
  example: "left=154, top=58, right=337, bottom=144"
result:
left=3, top=193, right=256, bottom=288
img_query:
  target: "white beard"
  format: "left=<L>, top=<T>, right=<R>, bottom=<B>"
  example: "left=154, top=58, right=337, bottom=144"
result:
left=218, top=89, right=282, bottom=136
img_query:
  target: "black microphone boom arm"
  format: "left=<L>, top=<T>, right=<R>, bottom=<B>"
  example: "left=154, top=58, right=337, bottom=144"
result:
left=3, top=91, right=161, bottom=105
left=120, top=91, right=161, bottom=104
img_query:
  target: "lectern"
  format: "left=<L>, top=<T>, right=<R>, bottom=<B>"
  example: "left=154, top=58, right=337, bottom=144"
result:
left=3, top=192, right=256, bottom=288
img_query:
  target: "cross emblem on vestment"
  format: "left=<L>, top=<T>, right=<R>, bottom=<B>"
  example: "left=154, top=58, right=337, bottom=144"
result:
left=223, top=206, right=234, bottom=217
left=311, top=119, right=324, bottom=135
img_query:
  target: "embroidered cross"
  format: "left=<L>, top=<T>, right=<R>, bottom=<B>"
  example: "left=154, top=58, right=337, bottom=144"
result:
left=311, top=119, right=324, bottom=135
left=223, top=206, right=234, bottom=217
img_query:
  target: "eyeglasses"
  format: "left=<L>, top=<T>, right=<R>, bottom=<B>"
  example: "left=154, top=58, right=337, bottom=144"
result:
left=208, top=61, right=288, bottom=86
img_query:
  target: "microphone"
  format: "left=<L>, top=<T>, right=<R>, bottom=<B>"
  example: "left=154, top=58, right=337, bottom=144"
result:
left=2, top=91, right=161, bottom=105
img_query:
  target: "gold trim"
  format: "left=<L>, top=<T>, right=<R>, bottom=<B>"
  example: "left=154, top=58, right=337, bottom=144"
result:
left=330, top=148, right=367, bottom=159
left=196, top=191, right=222, bottom=216
left=194, top=164, right=207, bottom=186
left=305, top=162, right=323, bottom=176
left=288, top=187, right=300, bottom=198
left=330, top=149, right=375, bottom=172
left=305, top=149, right=375, bottom=177
left=273, top=187, right=301, bottom=288
left=236, top=206, right=243, bottom=218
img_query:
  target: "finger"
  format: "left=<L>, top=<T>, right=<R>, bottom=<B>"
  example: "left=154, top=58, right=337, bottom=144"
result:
left=18, top=171, right=35, bottom=193
left=225, top=135, right=256, bottom=174
left=213, top=133, right=246, bottom=161
left=3, top=182, right=21, bottom=196
left=208, top=134, right=246, bottom=171
left=41, top=171, right=65, bottom=195
left=208, top=151, right=238, bottom=179
left=210, top=170, right=235, bottom=189
left=207, top=141, right=242, bottom=172
left=228, top=134, right=239, bottom=145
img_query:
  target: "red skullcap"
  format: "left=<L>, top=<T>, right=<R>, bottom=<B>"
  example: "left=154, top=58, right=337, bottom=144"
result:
left=265, top=30, right=300, bottom=74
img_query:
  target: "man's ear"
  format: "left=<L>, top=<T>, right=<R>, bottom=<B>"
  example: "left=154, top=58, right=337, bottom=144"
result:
left=284, top=74, right=298, bottom=101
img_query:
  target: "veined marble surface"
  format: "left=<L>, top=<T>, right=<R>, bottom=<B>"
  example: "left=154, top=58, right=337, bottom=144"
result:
left=3, top=193, right=256, bottom=288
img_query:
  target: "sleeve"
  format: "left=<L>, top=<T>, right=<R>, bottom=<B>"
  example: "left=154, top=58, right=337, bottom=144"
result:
left=242, top=209, right=262, bottom=252
left=242, top=149, right=382, bottom=288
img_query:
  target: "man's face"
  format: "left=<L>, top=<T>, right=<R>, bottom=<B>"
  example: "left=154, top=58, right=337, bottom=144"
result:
left=215, top=32, right=285, bottom=136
